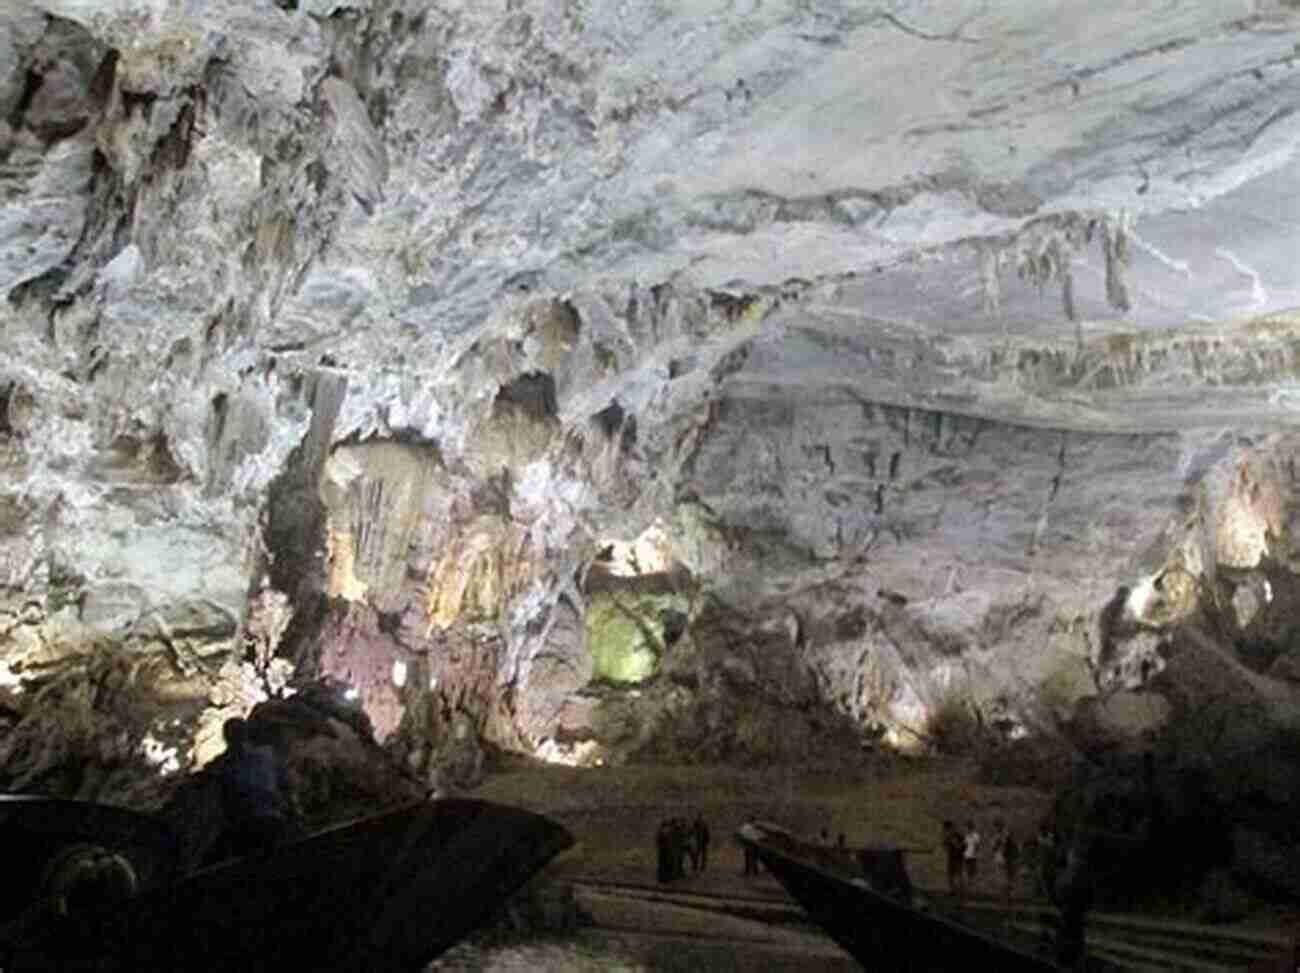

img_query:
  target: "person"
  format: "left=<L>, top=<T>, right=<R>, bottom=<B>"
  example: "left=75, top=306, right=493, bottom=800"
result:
left=216, top=717, right=301, bottom=858
left=1021, top=821, right=1038, bottom=878
left=963, top=820, right=982, bottom=890
left=692, top=813, right=710, bottom=872
left=2, top=846, right=139, bottom=967
left=993, top=811, right=1013, bottom=894
left=656, top=819, right=673, bottom=883
left=991, top=819, right=1007, bottom=866
left=942, top=820, right=964, bottom=896
left=742, top=818, right=760, bottom=876
left=673, top=818, right=691, bottom=879
left=1054, top=842, right=1094, bottom=970
left=1002, top=829, right=1021, bottom=901
left=861, top=848, right=914, bottom=906
left=42, top=845, right=138, bottom=918
left=1036, top=821, right=1059, bottom=903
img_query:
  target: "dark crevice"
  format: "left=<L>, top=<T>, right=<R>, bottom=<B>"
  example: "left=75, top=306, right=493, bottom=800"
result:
left=149, top=90, right=202, bottom=172
left=471, top=468, right=512, bottom=520
left=87, top=49, right=119, bottom=109
left=6, top=68, right=42, bottom=133
left=208, top=393, right=229, bottom=454
left=1096, top=585, right=1135, bottom=676
left=0, top=384, right=16, bottom=437
left=85, top=351, right=108, bottom=383
left=707, top=290, right=760, bottom=322
left=592, top=400, right=625, bottom=439
left=120, top=89, right=156, bottom=121
left=494, top=372, right=558, bottom=422
left=621, top=414, right=638, bottom=453
left=9, top=149, right=128, bottom=316
left=275, top=592, right=332, bottom=681
left=148, top=431, right=185, bottom=482
left=7, top=266, right=71, bottom=310
left=262, top=373, right=347, bottom=624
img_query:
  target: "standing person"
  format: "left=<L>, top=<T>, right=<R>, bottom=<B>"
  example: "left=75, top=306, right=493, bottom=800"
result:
left=656, top=820, right=673, bottom=883
left=1054, top=841, right=1094, bottom=970
left=675, top=818, right=691, bottom=879
left=991, top=819, right=1008, bottom=873
left=669, top=818, right=686, bottom=879
left=1036, top=821, right=1059, bottom=903
left=741, top=817, right=760, bottom=876
left=1002, top=829, right=1021, bottom=902
left=1021, top=821, right=1039, bottom=887
left=963, top=820, right=982, bottom=892
left=942, top=820, right=964, bottom=896
left=684, top=816, right=699, bottom=873
left=692, top=813, right=711, bottom=872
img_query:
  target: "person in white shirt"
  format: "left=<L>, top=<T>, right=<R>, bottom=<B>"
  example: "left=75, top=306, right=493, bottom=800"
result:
left=962, top=819, right=982, bottom=887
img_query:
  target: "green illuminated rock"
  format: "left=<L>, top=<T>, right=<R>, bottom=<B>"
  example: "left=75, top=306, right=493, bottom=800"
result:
left=585, top=591, right=688, bottom=685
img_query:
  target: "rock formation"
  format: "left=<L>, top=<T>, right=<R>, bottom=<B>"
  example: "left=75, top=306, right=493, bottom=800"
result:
left=3, top=0, right=1300, bottom=895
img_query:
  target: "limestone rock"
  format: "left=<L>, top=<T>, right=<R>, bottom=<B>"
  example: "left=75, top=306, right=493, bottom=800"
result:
left=160, top=685, right=422, bottom=869
left=1067, top=690, right=1172, bottom=754
left=4, top=0, right=1300, bottom=802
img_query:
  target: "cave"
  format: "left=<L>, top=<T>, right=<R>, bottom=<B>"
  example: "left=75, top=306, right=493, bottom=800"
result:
left=3, top=1, right=1300, bottom=967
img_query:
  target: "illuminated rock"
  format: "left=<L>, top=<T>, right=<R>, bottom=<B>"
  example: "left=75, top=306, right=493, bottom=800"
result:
left=3, top=0, right=1300, bottom=797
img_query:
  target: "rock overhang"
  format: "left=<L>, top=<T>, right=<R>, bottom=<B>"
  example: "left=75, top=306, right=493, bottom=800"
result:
left=3, top=0, right=1300, bottom=784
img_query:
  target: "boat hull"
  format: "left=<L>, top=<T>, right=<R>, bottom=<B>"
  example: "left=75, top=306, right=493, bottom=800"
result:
left=738, top=825, right=1059, bottom=972
left=1, top=796, right=573, bottom=972
left=0, top=794, right=182, bottom=919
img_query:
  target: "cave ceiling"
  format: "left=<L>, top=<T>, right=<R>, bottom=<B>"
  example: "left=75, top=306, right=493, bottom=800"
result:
left=3, top=0, right=1300, bottom=767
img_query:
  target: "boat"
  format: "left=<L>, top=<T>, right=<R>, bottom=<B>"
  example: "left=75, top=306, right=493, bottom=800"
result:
left=736, top=820, right=1064, bottom=972
left=0, top=793, right=574, bottom=971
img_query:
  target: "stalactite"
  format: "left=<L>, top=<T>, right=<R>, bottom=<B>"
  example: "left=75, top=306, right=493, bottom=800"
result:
left=1061, top=263, right=1076, bottom=322
left=985, top=213, right=1098, bottom=324
left=979, top=244, right=1001, bottom=317
left=1103, top=216, right=1132, bottom=313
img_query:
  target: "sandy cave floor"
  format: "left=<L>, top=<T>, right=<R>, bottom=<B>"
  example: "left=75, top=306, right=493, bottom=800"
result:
left=446, top=754, right=1300, bottom=972
left=473, top=754, right=1051, bottom=895
left=431, top=755, right=1063, bottom=971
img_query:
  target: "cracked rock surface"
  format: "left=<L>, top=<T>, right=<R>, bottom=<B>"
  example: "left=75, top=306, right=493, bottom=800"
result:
left=2, top=1, right=1300, bottom=898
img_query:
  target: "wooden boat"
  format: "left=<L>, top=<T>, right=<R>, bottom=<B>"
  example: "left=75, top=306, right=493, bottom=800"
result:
left=0, top=794, right=183, bottom=925
left=0, top=793, right=573, bottom=972
left=736, top=821, right=1063, bottom=972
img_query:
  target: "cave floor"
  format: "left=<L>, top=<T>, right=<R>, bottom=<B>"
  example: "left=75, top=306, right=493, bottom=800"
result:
left=458, top=753, right=1049, bottom=970
left=465, top=754, right=1300, bottom=970
left=472, top=754, right=1049, bottom=897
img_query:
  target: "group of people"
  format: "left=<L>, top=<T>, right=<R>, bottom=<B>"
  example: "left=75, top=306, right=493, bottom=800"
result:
left=943, top=817, right=1058, bottom=901
left=655, top=814, right=711, bottom=883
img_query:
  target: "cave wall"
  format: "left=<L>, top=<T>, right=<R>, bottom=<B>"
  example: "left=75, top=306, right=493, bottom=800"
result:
left=2, top=1, right=1300, bottom=794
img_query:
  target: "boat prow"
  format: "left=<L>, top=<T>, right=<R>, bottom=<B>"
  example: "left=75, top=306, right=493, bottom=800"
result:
left=1, top=795, right=573, bottom=972
left=736, top=822, right=1061, bottom=972
left=149, top=797, right=575, bottom=972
